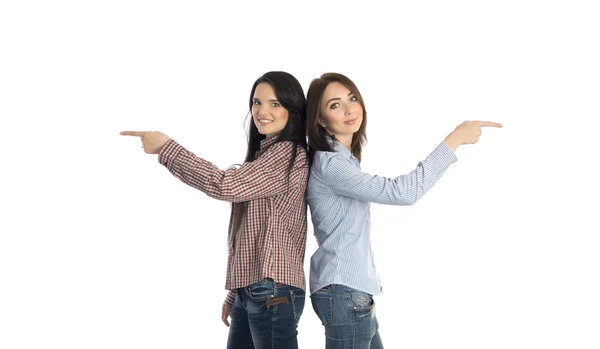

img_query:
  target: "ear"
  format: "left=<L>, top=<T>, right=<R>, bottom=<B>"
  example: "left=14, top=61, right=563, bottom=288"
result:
left=318, top=118, right=327, bottom=128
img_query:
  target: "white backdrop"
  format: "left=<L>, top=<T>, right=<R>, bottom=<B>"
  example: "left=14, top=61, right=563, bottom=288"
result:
left=1, top=1, right=599, bottom=348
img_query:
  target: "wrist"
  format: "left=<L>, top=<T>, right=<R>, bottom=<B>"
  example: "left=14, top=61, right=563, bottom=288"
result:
left=443, top=133, right=460, bottom=151
left=158, top=138, right=172, bottom=152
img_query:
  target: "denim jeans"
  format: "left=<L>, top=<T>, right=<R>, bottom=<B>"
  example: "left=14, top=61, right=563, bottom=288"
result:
left=226, top=278, right=305, bottom=349
left=311, top=284, right=384, bottom=349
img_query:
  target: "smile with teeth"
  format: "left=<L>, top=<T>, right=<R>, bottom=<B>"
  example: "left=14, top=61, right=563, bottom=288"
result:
left=258, top=118, right=274, bottom=125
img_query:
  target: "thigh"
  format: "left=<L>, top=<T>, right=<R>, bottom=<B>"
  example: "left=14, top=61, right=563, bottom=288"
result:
left=351, top=290, right=379, bottom=348
left=243, top=279, right=305, bottom=349
left=226, top=290, right=254, bottom=349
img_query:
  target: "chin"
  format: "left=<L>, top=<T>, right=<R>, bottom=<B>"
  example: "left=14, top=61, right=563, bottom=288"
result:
left=256, top=126, right=283, bottom=137
left=350, top=124, right=362, bottom=134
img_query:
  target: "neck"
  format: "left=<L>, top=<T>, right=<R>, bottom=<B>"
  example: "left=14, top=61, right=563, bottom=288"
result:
left=334, top=134, right=352, bottom=152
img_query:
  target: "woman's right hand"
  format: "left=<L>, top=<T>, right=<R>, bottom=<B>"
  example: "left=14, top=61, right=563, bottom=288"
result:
left=444, top=120, right=503, bottom=151
left=221, top=303, right=232, bottom=327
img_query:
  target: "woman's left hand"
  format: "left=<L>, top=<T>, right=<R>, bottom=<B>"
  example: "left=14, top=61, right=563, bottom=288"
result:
left=120, top=130, right=171, bottom=154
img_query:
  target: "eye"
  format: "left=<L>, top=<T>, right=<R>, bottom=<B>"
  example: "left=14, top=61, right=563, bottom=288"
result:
left=330, top=102, right=340, bottom=109
left=271, top=102, right=281, bottom=107
left=253, top=100, right=261, bottom=105
left=350, top=96, right=358, bottom=102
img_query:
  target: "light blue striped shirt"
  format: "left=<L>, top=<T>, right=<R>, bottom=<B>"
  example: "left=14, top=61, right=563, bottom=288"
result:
left=307, top=140, right=458, bottom=295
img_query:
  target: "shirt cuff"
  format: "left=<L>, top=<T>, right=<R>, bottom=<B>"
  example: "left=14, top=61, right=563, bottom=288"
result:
left=224, top=290, right=236, bottom=307
left=158, top=139, right=184, bottom=169
left=433, top=141, right=459, bottom=167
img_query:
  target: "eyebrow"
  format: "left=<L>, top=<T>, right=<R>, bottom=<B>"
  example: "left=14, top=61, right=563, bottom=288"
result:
left=253, top=98, right=279, bottom=102
left=326, top=92, right=354, bottom=105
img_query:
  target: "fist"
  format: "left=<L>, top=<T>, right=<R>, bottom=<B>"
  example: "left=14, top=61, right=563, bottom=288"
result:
left=120, top=130, right=171, bottom=154
left=221, top=303, right=232, bottom=327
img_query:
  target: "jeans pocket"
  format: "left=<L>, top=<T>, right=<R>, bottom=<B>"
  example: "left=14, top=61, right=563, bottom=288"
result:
left=311, top=293, right=332, bottom=326
left=351, top=292, right=375, bottom=312
left=246, top=279, right=275, bottom=302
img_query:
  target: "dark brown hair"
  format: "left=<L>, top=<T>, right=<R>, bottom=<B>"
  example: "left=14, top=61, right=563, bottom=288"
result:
left=306, top=72, right=367, bottom=162
left=244, top=71, right=307, bottom=166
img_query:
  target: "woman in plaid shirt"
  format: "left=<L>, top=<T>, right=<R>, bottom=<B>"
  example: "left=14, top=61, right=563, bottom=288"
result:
left=121, top=71, right=310, bottom=349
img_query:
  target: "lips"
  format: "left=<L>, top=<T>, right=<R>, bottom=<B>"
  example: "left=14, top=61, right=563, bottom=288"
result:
left=344, top=118, right=358, bottom=125
left=257, top=118, right=274, bottom=125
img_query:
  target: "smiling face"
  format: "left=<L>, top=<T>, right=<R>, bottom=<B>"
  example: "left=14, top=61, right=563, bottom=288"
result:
left=318, top=82, right=363, bottom=139
left=251, top=82, right=289, bottom=137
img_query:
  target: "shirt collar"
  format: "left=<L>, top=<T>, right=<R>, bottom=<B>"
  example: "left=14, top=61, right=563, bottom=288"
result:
left=257, top=135, right=279, bottom=156
left=259, top=134, right=280, bottom=152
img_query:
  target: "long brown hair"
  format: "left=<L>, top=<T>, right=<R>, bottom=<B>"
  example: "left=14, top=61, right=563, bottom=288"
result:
left=306, top=72, right=367, bottom=162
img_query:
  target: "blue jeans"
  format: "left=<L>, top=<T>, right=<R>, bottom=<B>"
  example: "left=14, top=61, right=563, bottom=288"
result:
left=311, top=284, right=384, bottom=349
left=226, top=278, right=305, bottom=349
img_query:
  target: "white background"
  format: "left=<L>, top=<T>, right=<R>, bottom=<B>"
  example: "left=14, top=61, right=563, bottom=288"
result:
left=1, top=0, right=599, bottom=348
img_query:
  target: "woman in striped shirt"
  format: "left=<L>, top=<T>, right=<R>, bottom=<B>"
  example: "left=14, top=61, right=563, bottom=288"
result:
left=121, top=71, right=310, bottom=349
left=305, top=72, right=502, bottom=349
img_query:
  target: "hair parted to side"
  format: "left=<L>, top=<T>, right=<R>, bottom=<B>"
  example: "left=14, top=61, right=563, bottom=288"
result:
left=244, top=71, right=308, bottom=168
left=306, top=72, right=367, bottom=162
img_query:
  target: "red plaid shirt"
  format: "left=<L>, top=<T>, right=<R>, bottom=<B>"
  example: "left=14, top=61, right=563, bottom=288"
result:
left=158, top=136, right=309, bottom=307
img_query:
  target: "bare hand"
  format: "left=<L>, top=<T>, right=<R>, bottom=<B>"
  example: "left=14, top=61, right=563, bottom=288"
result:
left=444, top=120, right=502, bottom=151
left=120, top=130, right=171, bottom=154
left=221, top=304, right=232, bottom=327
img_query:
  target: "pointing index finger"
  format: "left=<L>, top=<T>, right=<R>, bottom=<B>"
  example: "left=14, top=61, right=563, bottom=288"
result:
left=120, top=131, right=146, bottom=137
left=477, top=121, right=503, bottom=128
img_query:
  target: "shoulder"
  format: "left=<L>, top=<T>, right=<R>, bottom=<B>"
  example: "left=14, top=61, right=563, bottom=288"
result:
left=259, top=140, right=295, bottom=159
left=259, top=141, right=309, bottom=168
left=312, top=149, right=348, bottom=173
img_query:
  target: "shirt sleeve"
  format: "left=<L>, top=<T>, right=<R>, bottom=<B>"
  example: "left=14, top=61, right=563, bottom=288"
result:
left=224, top=290, right=235, bottom=307
left=158, top=139, right=298, bottom=203
left=319, top=141, right=458, bottom=205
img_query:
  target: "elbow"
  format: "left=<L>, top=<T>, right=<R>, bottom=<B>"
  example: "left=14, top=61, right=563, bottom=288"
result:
left=392, top=192, right=420, bottom=206
left=404, top=196, right=418, bottom=206
left=203, top=187, right=238, bottom=203
left=406, top=190, right=426, bottom=206
left=389, top=195, right=417, bottom=206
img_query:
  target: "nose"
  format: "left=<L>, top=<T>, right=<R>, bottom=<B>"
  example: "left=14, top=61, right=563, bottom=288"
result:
left=344, top=104, right=353, bottom=116
left=258, top=104, right=270, bottom=116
